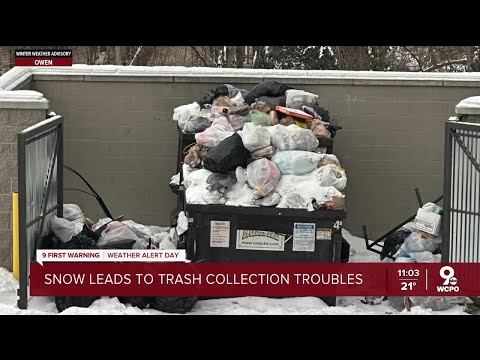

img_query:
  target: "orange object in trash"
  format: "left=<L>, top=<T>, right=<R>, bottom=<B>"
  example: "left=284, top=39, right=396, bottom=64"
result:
left=275, top=106, right=314, bottom=121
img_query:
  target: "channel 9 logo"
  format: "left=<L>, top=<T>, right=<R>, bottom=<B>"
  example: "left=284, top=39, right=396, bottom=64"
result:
left=437, top=266, right=459, bottom=293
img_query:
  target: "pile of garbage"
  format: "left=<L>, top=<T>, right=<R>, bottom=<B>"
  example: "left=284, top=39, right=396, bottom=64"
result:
left=171, top=80, right=346, bottom=211
left=377, top=202, right=473, bottom=312
left=45, top=204, right=197, bottom=314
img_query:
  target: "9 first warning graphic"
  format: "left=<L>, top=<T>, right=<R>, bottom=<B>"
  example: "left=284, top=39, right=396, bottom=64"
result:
left=15, top=49, right=72, bottom=66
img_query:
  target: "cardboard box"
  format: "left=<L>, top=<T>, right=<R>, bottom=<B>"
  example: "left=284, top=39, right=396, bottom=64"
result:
left=414, top=208, right=442, bottom=236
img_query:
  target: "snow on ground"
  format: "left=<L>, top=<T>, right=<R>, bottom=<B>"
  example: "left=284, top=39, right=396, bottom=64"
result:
left=0, top=229, right=474, bottom=315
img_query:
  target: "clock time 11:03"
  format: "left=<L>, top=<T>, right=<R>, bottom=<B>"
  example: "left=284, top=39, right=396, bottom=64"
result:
left=398, top=269, right=420, bottom=277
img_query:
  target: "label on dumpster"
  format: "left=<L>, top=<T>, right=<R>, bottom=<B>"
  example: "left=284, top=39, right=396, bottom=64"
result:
left=236, top=230, right=285, bottom=251
left=293, top=223, right=315, bottom=252
left=210, top=221, right=230, bottom=248
left=316, top=228, right=332, bottom=240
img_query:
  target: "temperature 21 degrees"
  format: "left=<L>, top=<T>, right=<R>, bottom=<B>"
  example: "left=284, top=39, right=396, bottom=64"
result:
left=397, top=269, right=420, bottom=277
left=401, top=281, right=417, bottom=291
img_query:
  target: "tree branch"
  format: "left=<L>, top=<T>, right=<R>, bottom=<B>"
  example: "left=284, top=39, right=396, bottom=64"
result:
left=189, top=46, right=214, bottom=67
left=424, top=58, right=468, bottom=72
left=402, top=46, right=424, bottom=71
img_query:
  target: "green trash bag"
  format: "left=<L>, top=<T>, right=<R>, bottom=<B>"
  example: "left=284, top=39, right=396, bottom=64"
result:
left=247, top=110, right=272, bottom=126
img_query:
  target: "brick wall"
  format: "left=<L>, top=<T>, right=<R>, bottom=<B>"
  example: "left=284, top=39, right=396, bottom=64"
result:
left=0, top=48, right=12, bottom=76
left=0, top=108, right=48, bottom=270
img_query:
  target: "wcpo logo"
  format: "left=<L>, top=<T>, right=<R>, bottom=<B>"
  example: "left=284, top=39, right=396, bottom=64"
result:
left=437, top=266, right=459, bottom=293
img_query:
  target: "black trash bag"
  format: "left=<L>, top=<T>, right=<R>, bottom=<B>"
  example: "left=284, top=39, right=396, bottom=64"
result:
left=244, top=81, right=293, bottom=106
left=203, top=133, right=250, bottom=174
left=312, top=104, right=331, bottom=123
left=55, top=296, right=100, bottom=313
left=118, top=296, right=150, bottom=310
left=197, top=85, right=230, bottom=109
left=184, top=115, right=210, bottom=133
left=148, top=296, right=198, bottom=314
left=380, top=229, right=412, bottom=260
left=341, top=237, right=350, bottom=262
left=54, top=225, right=100, bottom=313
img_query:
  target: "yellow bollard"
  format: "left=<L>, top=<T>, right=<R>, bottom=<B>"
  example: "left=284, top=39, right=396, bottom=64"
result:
left=12, top=192, right=19, bottom=280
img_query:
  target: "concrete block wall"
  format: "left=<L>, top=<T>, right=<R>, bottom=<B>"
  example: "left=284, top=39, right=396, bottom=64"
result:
left=3, top=66, right=479, bottom=243
left=0, top=103, right=48, bottom=270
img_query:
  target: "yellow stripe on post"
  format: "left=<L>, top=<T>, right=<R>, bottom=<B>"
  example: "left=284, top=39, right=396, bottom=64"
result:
left=12, top=192, right=19, bottom=280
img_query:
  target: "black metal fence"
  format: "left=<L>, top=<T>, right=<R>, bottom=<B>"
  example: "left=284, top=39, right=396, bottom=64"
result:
left=443, top=120, right=480, bottom=262
left=17, top=115, right=63, bottom=309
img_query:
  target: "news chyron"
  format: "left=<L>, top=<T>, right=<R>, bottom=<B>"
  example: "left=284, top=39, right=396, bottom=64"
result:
left=15, top=49, right=72, bottom=67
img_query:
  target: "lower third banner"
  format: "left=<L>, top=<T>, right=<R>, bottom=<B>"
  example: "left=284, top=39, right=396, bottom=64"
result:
left=29, top=262, right=480, bottom=297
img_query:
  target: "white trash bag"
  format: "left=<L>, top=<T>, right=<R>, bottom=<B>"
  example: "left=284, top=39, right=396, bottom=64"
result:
left=51, top=215, right=84, bottom=243
left=97, top=221, right=141, bottom=249
left=238, top=122, right=272, bottom=152
left=246, top=158, right=282, bottom=198
left=63, top=204, right=84, bottom=224
left=285, top=89, right=319, bottom=110
left=269, top=124, right=319, bottom=151
left=195, top=116, right=234, bottom=148
left=173, top=102, right=201, bottom=130
left=316, top=164, right=347, bottom=191
left=271, top=150, right=323, bottom=175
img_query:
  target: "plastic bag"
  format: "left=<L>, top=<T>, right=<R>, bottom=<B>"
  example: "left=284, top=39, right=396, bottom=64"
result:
left=279, top=116, right=296, bottom=126
left=394, top=231, right=441, bottom=256
left=238, top=122, right=272, bottom=152
left=203, top=133, right=250, bottom=174
left=251, top=145, right=276, bottom=159
left=97, top=221, right=140, bottom=249
left=308, top=119, right=331, bottom=138
left=246, top=159, right=281, bottom=198
left=269, top=124, right=319, bottom=151
left=271, top=151, right=323, bottom=175
left=244, top=81, right=292, bottom=106
left=63, top=204, right=84, bottom=223
left=410, top=251, right=441, bottom=263
left=183, top=116, right=210, bottom=133
left=213, top=96, right=236, bottom=107
left=246, top=110, right=272, bottom=126
left=230, top=91, right=245, bottom=106
left=270, top=111, right=279, bottom=125
left=285, top=89, right=318, bottom=110
left=251, top=100, right=271, bottom=114
left=319, top=154, right=340, bottom=167
left=52, top=215, right=84, bottom=243
left=173, top=102, right=200, bottom=130
left=195, top=116, right=234, bottom=148
left=228, top=104, right=251, bottom=131
left=255, top=191, right=281, bottom=207
left=184, top=144, right=209, bottom=169
left=206, top=172, right=237, bottom=194
left=316, top=164, right=347, bottom=191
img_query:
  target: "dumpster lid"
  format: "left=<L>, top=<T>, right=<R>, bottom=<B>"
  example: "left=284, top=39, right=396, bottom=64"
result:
left=456, top=96, right=480, bottom=115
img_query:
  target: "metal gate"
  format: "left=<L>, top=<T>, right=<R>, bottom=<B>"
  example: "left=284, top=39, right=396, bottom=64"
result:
left=17, top=115, right=63, bottom=309
left=443, top=120, right=480, bottom=262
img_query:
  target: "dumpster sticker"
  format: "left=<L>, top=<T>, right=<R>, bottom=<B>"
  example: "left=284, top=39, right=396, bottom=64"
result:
left=316, top=228, right=332, bottom=240
left=210, top=221, right=230, bottom=248
left=293, top=223, right=315, bottom=252
left=236, top=230, right=285, bottom=251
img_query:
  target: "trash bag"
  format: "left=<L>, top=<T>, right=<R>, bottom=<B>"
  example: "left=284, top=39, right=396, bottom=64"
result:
left=285, top=89, right=319, bottom=110
left=253, top=191, right=281, bottom=207
left=279, top=116, right=297, bottom=126
left=394, top=231, right=441, bottom=256
left=257, top=96, right=287, bottom=113
left=230, top=91, right=245, bottom=106
left=251, top=100, right=271, bottom=113
left=197, top=85, right=229, bottom=109
left=226, top=84, right=249, bottom=99
left=63, top=204, right=85, bottom=223
left=213, top=96, right=236, bottom=107
left=380, top=229, right=412, bottom=260
left=184, top=143, right=209, bottom=169
left=148, top=296, right=198, bottom=314
left=271, top=151, right=323, bottom=175
left=251, top=145, right=276, bottom=159
left=228, top=104, right=251, bottom=131
left=55, top=296, right=100, bottom=313
left=51, top=215, right=84, bottom=243
left=96, top=221, right=140, bottom=249
left=118, top=296, right=150, bottom=310
left=319, top=154, right=340, bottom=167
left=195, top=116, right=235, bottom=148
left=246, top=110, right=272, bottom=126
left=206, top=172, right=237, bottom=194
left=269, top=124, right=319, bottom=151
left=246, top=158, right=282, bottom=198
left=315, top=164, right=347, bottom=191
left=244, top=81, right=293, bottom=106
left=203, top=133, right=250, bottom=174
left=173, top=102, right=201, bottom=130
left=307, top=119, right=331, bottom=139
left=238, top=122, right=272, bottom=152
left=269, top=110, right=279, bottom=125
left=183, top=115, right=210, bottom=133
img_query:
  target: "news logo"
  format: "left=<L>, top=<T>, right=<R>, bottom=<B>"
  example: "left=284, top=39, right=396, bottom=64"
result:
left=437, top=265, right=459, bottom=293
left=15, top=49, right=72, bottom=67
